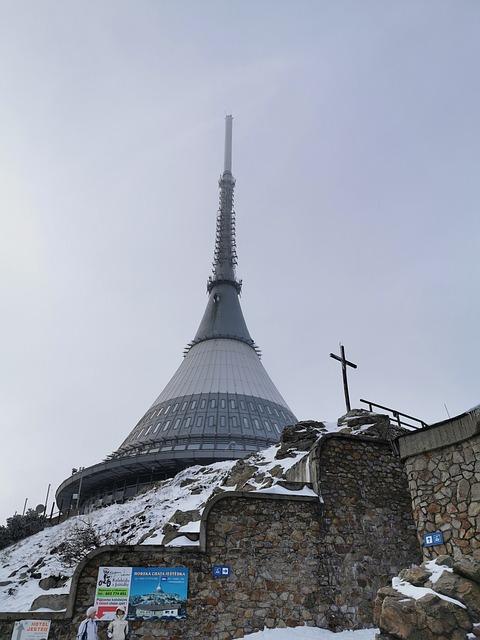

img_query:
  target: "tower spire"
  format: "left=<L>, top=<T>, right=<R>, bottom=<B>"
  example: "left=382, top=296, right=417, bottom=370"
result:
left=224, top=114, right=233, bottom=173
left=208, top=115, right=241, bottom=294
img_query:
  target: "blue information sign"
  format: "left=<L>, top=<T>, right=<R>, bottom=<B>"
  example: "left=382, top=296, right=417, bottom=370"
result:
left=212, top=565, right=231, bottom=579
left=423, top=531, right=444, bottom=547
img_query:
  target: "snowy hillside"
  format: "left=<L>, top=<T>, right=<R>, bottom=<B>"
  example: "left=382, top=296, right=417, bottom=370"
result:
left=0, top=422, right=334, bottom=613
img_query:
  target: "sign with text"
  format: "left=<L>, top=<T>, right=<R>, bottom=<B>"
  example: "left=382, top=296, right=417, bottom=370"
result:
left=94, top=566, right=132, bottom=620
left=11, top=620, right=51, bottom=640
left=423, top=531, right=444, bottom=547
left=128, top=567, right=188, bottom=620
left=212, top=565, right=231, bottom=578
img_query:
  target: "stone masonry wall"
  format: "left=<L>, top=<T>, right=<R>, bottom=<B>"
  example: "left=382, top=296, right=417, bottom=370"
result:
left=403, top=433, right=480, bottom=561
left=0, top=430, right=423, bottom=639
left=0, top=495, right=323, bottom=640
left=313, top=435, right=421, bottom=629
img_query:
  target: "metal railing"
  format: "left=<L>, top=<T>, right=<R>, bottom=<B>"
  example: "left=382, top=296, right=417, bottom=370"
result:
left=360, top=398, right=427, bottom=431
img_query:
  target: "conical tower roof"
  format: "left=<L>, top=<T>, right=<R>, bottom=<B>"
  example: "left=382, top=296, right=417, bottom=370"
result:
left=56, top=117, right=296, bottom=512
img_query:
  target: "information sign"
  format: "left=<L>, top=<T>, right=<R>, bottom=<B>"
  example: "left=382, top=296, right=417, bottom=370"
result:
left=212, top=565, right=231, bottom=578
left=94, top=566, right=132, bottom=620
left=423, top=531, right=444, bottom=547
left=11, top=620, right=51, bottom=640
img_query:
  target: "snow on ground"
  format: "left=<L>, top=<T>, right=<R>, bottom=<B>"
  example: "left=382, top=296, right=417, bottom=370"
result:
left=244, top=627, right=378, bottom=639
left=0, top=460, right=235, bottom=612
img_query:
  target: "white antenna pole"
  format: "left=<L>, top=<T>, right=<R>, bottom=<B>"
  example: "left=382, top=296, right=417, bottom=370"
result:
left=224, top=115, right=233, bottom=173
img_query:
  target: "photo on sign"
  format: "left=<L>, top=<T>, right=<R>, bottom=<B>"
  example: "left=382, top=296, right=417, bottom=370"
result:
left=127, top=567, right=189, bottom=621
left=11, top=620, right=51, bottom=640
left=94, top=566, right=132, bottom=620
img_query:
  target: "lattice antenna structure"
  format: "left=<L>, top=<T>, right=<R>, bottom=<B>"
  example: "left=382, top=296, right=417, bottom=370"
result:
left=208, top=115, right=242, bottom=294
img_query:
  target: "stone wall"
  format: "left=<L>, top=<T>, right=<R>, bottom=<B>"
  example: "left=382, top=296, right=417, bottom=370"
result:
left=313, top=435, right=421, bottom=629
left=0, top=419, right=422, bottom=639
left=0, top=494, right=324, bottom=640
left=402, top=432, right=480, bottom=560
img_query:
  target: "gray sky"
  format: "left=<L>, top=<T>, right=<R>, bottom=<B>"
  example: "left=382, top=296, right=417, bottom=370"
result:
left=1, top=1, right=479, bottom=523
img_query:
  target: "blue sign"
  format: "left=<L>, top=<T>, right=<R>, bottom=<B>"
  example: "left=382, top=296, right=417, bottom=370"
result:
left=128, top=567, right=189, bottom=620
left=212, top=565, right=231, bottom=579
left=423, top=531, right=444, bottom=547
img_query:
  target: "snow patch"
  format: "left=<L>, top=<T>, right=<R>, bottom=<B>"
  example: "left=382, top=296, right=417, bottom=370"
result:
left=255, top=485, right=317, bottom=497
left=392, top=577, right=466, bottom=608
left=425, top=559, right=453, bottom=584
left=164, top=536, right=198, bottom=547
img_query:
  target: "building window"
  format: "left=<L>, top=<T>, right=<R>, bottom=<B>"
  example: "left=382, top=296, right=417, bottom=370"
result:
left=230, top=399, right=236, bottom=409
left=181, top=401, right=188, bottom=411
left=173, top=403, right=179, bottom=412
left=196, top=415, right=203, bottom=427
left=220, top=415, right=226, bottom=427
left=208, top=416, right=215, bottom=427
left=150, top=410, right=157, bottom=419
left=200, top=399, right=206, bottom=409
left=240, top=400, right=246, bottom=410
left=249, top=402, right=254, bottom=411
left=184, top=416, right=192, bottom=428
left=230, top=416, right=238, bottom=427
left=210, top=399, right=217, bottom=409
left=137, top=429, right=144, bottom=439
left=258, top=404, right=264, bottom=413
left=274, top=408, right=279, bottom=417
left=153, top=422, right=161, bottom=434
left=163, top=420, right=171, bottom=431
left=267, top=405, right=272, bottom=414
left=243, top=417, right=249, bottom=428
left=174, top=418, right=181, bottom=429
left=144, top=425, right=152, bottom=436
left=273, top=423, right=280, bottom=433
left=157, top=406, right=164, bottom=415
left=191, top=400, right=197, bottom=410
left=164, top=405, right=171, bottom=415
left=264, top=420, right=272, bottom=431
left=220, top=398, right=226, bottom=409
left=253, top=419, right=260, bottom=429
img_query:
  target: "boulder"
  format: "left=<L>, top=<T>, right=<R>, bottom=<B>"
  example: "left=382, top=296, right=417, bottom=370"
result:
left=169, top=509, right=201, bottom=527
left=399, top=565, right=430, bottom=586
left=378, top=595, right=416, bottom=638
left=39, top=574, right=69, bottom=590
left=275, top=421, right=326, bottom=458
left=222, top=459, right=257, bottom=488
left=373, top=586, right=400, bottom=625
left=379, top=591, right=472, bottom=639
left=337, top=409, right=406, bottom=439
left=434, top=570, right=480, bottom=621
left=30, top=594, right=68, bottom=611
left=453, top=557, right=480, bottom=585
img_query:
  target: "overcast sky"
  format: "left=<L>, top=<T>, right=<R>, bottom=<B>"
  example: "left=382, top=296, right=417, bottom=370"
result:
left=0, top=1, right=479, bottom=523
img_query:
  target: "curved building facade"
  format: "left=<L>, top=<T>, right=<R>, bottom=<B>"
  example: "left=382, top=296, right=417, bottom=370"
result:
left=56, top=116, right=296, bottom=511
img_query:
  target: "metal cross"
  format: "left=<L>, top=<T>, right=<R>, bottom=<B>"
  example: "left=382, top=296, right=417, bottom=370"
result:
left=329, top=344, right=357, bottom=412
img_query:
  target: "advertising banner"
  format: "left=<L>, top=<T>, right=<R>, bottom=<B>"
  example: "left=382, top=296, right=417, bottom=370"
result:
left=94, top=566, right=132, bottom=620
left=127, top=567, right=189, bottom=620
left=11, top=620, right=51, bottom=640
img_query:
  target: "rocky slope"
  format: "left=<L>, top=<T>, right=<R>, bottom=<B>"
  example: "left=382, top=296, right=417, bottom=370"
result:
left=374, top=554, right=480, bottom=640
